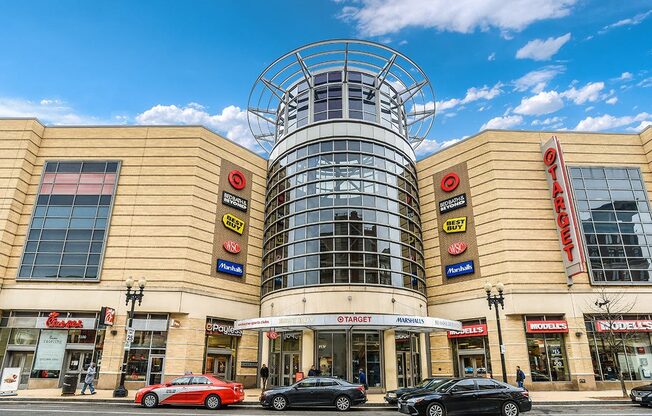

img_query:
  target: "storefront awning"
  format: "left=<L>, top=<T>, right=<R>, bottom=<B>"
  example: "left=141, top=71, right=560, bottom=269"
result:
left=234, top=314, right=462, bottom=333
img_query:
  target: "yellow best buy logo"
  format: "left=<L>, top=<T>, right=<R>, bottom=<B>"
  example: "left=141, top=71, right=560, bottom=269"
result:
left=443, top=217, right=467, bottom=233
left=223, top=213, right=245, bottom=235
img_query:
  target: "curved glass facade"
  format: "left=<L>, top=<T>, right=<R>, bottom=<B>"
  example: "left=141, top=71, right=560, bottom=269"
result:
left=261, top=136, right=426, bottom=296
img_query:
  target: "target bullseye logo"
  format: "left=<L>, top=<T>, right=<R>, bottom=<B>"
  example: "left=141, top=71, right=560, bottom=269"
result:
left=543, top=147, right=557, bottom=166
left=337, top=316, right=345, bottom=323
left=228, top=170, right=246, bottom=190
left=441, top=172, right=460, bottom=192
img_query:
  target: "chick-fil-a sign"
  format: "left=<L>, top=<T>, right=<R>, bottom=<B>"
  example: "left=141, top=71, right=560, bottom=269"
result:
left=541, top=136, right=586, bottom=282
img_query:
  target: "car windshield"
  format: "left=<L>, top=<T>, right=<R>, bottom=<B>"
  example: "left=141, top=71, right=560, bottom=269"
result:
left=427, top=379, right=450, bottom=391
left=416, top=379, right=433, bottom=388
left=434, top=379, right=459, bottom=392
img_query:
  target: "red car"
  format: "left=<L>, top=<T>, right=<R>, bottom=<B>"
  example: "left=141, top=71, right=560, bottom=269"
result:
left=135, top=374, right=245, bottom=409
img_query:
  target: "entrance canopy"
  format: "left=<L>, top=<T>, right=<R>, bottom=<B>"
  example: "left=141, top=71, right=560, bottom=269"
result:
left=234, top=314, right=462, bottom=333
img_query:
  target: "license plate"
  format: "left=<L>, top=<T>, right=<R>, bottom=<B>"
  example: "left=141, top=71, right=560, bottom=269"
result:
left=636, top=397, right=642, bottom=402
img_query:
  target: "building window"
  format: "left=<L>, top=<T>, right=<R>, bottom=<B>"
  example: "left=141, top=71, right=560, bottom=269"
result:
left=586, top=315, right=652, bottom=381
left=524, top=316, right=570, bottom=382
left=348, top=71, right=377, bottom=122
left=269, top=332, right=302, bottom=386
left=18, top=161, right=119, bottom=281
left=126, top=314, right=167, bottom=385
left=317, top=331, right=347, bottom=380
left=570, top=166, right=652, bottom=284
left=450, top=319, right=491, bottom=378
left=351, top=331, right=382, bottom=388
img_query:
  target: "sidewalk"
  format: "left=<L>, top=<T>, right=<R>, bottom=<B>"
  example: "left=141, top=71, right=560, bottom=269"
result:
left=0, top=387, right=632, bottom=405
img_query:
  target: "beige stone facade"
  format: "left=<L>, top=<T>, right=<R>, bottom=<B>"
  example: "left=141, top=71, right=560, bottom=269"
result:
left=419, top=128, right=652, bottom=391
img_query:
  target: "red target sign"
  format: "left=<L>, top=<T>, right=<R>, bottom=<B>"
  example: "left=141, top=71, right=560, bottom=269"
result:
left=441, top=172, right=460, bottom=192
left=228, top=170, right=246, bottom=190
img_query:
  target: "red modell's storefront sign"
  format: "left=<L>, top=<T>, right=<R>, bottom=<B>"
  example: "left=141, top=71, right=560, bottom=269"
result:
left=526, top=320, right=569, bottom=333
left=46, top=311, right=83, bottom=329
left=596, top=320, right=652, bottom=333
left=541, top=136, right=586, bottom=283
left=447, top=324, right=487, bottom=339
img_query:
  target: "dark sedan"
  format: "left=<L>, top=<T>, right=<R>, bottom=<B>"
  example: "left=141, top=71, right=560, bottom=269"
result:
left=630, top=383, right=652, bottom=407
left=385, top=378, right=451, bottom=405
left=260, top=377, right=367, bottom=411
left=398, top=378, right=532, bottom=416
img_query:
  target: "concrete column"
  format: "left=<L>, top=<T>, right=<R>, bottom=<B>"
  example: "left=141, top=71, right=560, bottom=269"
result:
left=301, top=329, right=314, bottom=375
left=384, top=329, right=397, bottom=391
left=566, top=316, right=597, bottom=390
left=419, top=333, right=429, bottom=380
left=260, top=335, right=269, bottom=388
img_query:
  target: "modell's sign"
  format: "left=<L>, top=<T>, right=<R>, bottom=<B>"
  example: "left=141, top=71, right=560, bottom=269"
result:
left=541, top=136, right=586, bottom=281
left=596, top=320, right=652, bottom=333
left=222, top=191, right=248, bottom=212
left=526, top=320, right=569, bottom=333
left=439, top=193, right=467, bottom=213
left=205, top=322, right=243, bottom=336
left=448, top=324, right=488, bottom=339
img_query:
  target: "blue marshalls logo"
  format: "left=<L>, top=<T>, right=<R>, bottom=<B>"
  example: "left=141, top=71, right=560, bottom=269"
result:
left=217, top=259, right=244, bottom=277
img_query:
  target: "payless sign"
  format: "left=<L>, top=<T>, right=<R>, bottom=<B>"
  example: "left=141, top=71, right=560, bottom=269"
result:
left=541, top=136, right=586, bottom=283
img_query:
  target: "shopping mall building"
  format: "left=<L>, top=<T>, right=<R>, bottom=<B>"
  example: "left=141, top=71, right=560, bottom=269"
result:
left=1, top=40, right=652, bottom=393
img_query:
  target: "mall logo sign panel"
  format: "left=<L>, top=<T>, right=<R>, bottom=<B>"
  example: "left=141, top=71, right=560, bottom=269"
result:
left=228, top=170, right=246, bottom=190
left=443, top=217, right=467, bottom=233
left=217, top=259, right=244, bottom=277
left=222, top=191, right=248, bottom=212
left=445, top=260, right=474, bottom=278
left=447, top=242, right=468, bottom=256
left=222, top=213, right=245, bottom=235
left=541, top=136, right=586, bottom=283
left=439, top=193, right=467, bottom=213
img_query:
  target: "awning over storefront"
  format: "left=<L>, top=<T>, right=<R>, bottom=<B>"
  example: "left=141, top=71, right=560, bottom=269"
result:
left=234, top=313, right=462, bottom=333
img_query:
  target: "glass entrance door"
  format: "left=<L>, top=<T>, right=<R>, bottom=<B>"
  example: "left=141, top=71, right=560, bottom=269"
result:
left=147, top=355, right=164, bottom=385
left=459, top=354, right=487, bottom=377
left=282, top=353, right=300, bottom=386
left=61, top=350, right=94, bottom=386
left=7, top=352, right=34, bottom=389
left=396, top=352, right=412, bottom=388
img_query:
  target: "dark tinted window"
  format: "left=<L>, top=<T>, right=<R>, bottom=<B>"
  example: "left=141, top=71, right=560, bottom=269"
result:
left=451, top=379, right=476, bottom=391
left=297, top=379, right=319, bottom=388
left=172, top=376, right=192, bottom=385
left=192, top=377, right=211, bottom=384
left=319, top=379, right=339, bottom=387
left=477, top=379, right=500, bottom=390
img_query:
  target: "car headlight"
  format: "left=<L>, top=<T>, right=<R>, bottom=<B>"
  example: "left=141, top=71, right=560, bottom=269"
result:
left=387, top=392, right=397, bottom=398
left=407, top=397, right=424, bottom=404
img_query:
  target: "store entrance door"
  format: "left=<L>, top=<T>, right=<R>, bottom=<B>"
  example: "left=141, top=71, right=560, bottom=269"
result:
left=459, top=353, right=487, bottom=377
left=7, top=351, right=34, bottom=389
left=396, top=352, right=412, bottom=388
left=206, top=354, right=231, bottom=380
left=282, top=353, right=300, bottom=386
left=147, top=355, right=164, bottom=385
left=60, top=350, right=94, bottom=387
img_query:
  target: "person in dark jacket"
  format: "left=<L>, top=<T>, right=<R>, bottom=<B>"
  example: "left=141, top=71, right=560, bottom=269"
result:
left=308, top=365, right=318, bottom=376
left=260, top=364, right=269, bottom=390
left=516, top=366, right=526, bottom=388
left=358, top=368, right=368, bottom=390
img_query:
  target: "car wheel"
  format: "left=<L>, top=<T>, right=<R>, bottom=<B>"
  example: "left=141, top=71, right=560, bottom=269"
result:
left=502, top=401, right=520, bottom=416
left=335, top=395, right=351, bottom=411
left=272, top=395, right=288, bottom=411
left=142, top=392, right=158, bottom=408
left=205, top=394, right=221, bottom=410
left=426, top=402, right=446, bottom=416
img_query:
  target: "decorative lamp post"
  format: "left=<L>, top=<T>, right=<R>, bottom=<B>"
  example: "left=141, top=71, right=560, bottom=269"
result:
left=113, top=277, right=147, bottom=398
left=484, top=282, right=508, bottom=383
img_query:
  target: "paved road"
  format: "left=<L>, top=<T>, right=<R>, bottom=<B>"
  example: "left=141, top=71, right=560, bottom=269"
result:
left=0, top=401, right=650, bottom=415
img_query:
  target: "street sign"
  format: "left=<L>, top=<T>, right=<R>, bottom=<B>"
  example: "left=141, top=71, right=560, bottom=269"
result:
left=125, top=328, right=135, bottom=349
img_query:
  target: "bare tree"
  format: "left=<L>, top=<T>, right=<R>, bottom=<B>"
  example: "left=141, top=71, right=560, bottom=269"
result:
left=586, top=289, right=637, bottom=398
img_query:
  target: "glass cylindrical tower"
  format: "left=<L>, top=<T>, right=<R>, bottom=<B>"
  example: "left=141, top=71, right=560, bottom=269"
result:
left=247, top=40, right=440, bottom=389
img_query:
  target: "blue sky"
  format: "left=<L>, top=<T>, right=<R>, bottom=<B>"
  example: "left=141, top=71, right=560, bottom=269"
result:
left=0, top=0, right=650, bottom=158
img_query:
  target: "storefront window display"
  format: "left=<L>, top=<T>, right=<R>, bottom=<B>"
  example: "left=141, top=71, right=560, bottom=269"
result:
left=204, top=318, right=241, bottom=380
left=126, top=314, right=168, bottom=385
left=396, top=332, right=420, bottom=387
left=586, top=315, right=652, bottom=382
left=449, top=319, right=492, bottom=378
left=351, top=331, right=381, bottom=387
left=524, top=316, right=570, bottom=382
left=317, top=331, right=347, bottom=380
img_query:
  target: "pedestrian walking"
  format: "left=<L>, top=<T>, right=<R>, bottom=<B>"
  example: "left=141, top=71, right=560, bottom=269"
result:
left=81, top=362, right=97, bottom=395
left=358, top=368, right=368, bottom=390
left=260, top=364, right=269, bottom=390
left=516, top=366, right=526, bottom=388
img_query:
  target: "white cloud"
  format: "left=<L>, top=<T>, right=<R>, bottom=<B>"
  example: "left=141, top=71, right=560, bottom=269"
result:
left=605, top=97, right=618, bottom=105
left=561, top=81, right=604, bottom=104
left=337, top=0, right=577, bottom=36
left=601, top=9, right=652, bottom=32
left=135, top=103, right=259, bottom=151
left=516, top=32, right=571, bottom=61
left=514, top=90, right=564, bottom=115
left=531, top=116, right=565, bottom=126
left=585, top=106, right=595, bottom=112
left=427, top=83, right=502, bottom=113
left=638, top=77, right=652, bottom=88
left=513, top=65, right=565, bottom=92
left=627, top=120, right=652, bottom=132
left=415, top=137, right=463, bottom=157
left=487, top=52, right=496, bottom=61
left=0, top=97, right=99, bottom=124
left=575, top=112, right=651, bottom=131
left=619, top=71, right=633, bottom=80
left=481, top=115, right=523, bottom=130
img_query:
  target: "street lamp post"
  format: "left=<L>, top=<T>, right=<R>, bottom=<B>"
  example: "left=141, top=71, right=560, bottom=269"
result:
left=484, top=282, right=508, bottom=383
left=113, top=277, right=147, bottom=398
